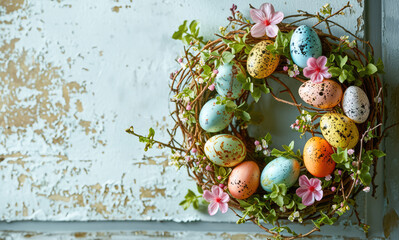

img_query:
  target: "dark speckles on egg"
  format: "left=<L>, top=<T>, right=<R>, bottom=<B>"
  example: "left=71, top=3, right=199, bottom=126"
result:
left=290, top=25, right=322, bottom=68
left=247, top=40, right=280, bottom=79
left=320, top=113, right=359, bottom=149
left=298, top=80, right=343, bottom=109
left=342, top=86, right=370, bottom=123
left=303, top=137, right=335, bottom=178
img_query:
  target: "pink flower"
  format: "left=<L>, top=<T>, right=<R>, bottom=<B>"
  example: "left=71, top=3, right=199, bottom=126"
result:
left=254, top=140, right=260, bottom=146
left=208, top=84, right=215, bottom=91
left=203, top=156, right=207, bottom=160
left=205, top=165, right=212, bottom=171
left=186, top=104, right=192, bottom=111
left=203, top=185, right=230, bottom=215
left=331, top=186, right=336, bottom=192
left=177, top=58, right=183, bottom=63
left=217, top=176, right=222, bottom=180
left=347, top=149, right=355, bottom=155
left=250, top=3, right=284, bottom=38
left=296, top=175, right=323, bottom=206
left=219, top=183, right=224, bottom=188
left=303, top=56, right=332, bottom=83
left=191, top=148, right=197, bottom=153
left=363, top=186, right=370, bottom=192
left=213, top=69, right=219, bottom=75
left=325, top=174, right=332, bottom=181
left=283, top=66, right=288, bottom=71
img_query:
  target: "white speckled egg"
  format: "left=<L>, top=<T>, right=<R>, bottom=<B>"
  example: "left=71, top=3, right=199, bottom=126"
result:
left=215, top=63, right=244, bottom=99
left=199, top=98, right=233, bottom=132
left=290, top=25, right=322, bottom=68
left=204, top=134, right=246, bottom=167
left=342, top=86, right=370, bottom=123
left=260, top=157, right=300, bottom=192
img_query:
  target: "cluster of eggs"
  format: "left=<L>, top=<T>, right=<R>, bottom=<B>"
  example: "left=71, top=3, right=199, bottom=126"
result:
left=196, top=24, right=372, bottom=200
left=291, top=25, right=370, bottom=177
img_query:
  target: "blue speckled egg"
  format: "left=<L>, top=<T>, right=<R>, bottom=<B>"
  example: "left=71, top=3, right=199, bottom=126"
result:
left=215, top=63, right=244, bottom=99
left=290, top=25, right=322, bottom=68
left=199, top=98, right=233, bottom=132
left=204, top=134, right=246, bottom=167
left=260, top=157, right=300, bottom=192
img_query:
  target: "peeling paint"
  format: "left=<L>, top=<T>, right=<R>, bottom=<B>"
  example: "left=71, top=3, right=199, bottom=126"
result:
left=0, top=0, right=365, bottom=231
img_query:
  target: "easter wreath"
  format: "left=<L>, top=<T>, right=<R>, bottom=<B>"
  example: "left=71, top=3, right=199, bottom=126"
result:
left=127, top=2, right=388, bottom=239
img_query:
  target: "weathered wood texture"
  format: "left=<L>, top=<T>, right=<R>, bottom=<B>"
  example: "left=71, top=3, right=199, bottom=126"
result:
left=0, top=0, right=380, bottom=239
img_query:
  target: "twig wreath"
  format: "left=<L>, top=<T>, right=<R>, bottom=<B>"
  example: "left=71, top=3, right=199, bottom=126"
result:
left=127, top=2, right=389, bottom=239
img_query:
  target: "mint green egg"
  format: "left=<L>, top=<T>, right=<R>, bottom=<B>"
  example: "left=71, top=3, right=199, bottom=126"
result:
left=260, top=157, right=300, bottom=192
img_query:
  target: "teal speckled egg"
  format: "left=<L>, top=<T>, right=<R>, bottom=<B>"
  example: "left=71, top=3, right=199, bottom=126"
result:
left=260, top=157, right=300, bottom=192
left=215, top=63, right=244, bottom=100
left=199, top=98, right=233, bottom=132
left=204, top=134, right=246, bottom=167
left=290, top=25, right=322, bottom=68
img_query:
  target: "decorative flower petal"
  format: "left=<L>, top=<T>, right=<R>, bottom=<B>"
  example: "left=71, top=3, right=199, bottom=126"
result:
left=298, top=175, right=311, bottom=187
left=312, top=73, right=324, bottom=83
left=316, top=56, right=328, bottom=67
left=321, top=71, right=332, bottom=79
left=309, top=178, right=321, bottom=187
left=251, top=23, right=266, bottom=38
left=211, top=185, right=221, bottom=196
left=250, top=9, right=266, bottom=23
left=303, top=67, right=315, bottom=78
left=260, top=3, right=275, bottom=17
left=314, top=189, right=323, bottom=201
left=208, top=202, right=219, bottom=216
left=270, top=11, right=284, bottom=25
left=306, top=57, right=318, bottom=69
left=265, top=24, right=279, bottom=38
left=296, top=186, right=309, bottom=198
left=302, top=191, right=315, bottom=206
left=219, top=202, right=229, bottom=213
left=220, top=192, right=230, bottom=203
left=203, top=190, right=215, bottom=202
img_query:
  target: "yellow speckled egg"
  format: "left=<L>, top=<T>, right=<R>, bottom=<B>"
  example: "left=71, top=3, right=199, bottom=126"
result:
left=204, top=134, right=246, bottom=167
left=320, top=113, right=359, bottom=149
left=228, top=161, right=260, bottom=199
left=247, top=40, right=280, bottom=79
left=303, top=137, right=335, bottom=177
left=298, top=80, right=343, bottom=109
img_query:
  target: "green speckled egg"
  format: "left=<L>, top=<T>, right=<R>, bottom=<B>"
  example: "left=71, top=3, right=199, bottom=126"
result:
left=204, top=134, right=246, bottom=167
left=260, top=157, right=300, bottom=192
left=320, top=113, right=359, bottom=149
left=247, top=40, right=280, bottom=79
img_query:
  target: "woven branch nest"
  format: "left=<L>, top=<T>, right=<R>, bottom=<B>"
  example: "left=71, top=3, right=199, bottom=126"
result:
left=165, top=5, right=384, bottom=240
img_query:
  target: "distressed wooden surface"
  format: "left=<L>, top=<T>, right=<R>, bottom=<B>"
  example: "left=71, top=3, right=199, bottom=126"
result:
left=0, top=0, right=368, bottom=232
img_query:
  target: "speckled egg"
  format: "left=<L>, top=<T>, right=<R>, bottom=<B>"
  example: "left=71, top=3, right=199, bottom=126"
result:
left=215, top=63, right=245, bottom=99
left=260, top=157, right=300, bottom=192
left=298, top=80, right=343, bottom=109
left=228, top=161, right=260, bottom=199
left=247, top=40, right=280, bottom=79
left=303, top=137, right=335, bottom=178
left=204, top=134, right=246, bottom=167
left=199, top=98, right=233, bottom=132
left=342, top=86, right=370, bottom=123
left=320, top=113, right=359, bottom=149
left=290, top=25, right=322, bottom=68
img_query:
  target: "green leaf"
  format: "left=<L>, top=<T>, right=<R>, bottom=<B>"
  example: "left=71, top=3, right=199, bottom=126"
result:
left=337, top=55, right=348, bottom=69
left=189, top=20, right=198, bottom=34
left=225, top=100, right=237, bottom=112
left=371, top=149, right=386, bottom=158
left=172, top=20, right=187, bottom=40
left=259, top=84, right=270, bottom=94
left=202, top=64, right=211, bottom=75
left=221, top=51, right=235, bottom=64
left=376, top=58, right=385, bottom=73
left=211, top=51, right=220, bottom=57
left=251, top=87, right=262, bottom=102
left=236, top=72, right=246, bottom=83
left=238, top=199, right=251, bottom=208
left=338, top=69, right=348, bottom=83
left=366, top=63, right=378, bottom=75
left=328, top=67, right=342, bottom=77
left=240, top=111, right=251, bottom=122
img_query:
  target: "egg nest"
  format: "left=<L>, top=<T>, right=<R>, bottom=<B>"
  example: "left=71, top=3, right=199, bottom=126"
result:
left=139, top=4, right=384, bottom=240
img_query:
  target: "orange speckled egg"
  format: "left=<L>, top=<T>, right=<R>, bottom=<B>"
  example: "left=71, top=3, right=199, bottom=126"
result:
left=247, top=40, right=280, bottom=79
left=228, top=161, right=260, bottom=199
left=303, top=137, right=335, bottom=178
left=298, top=80, right=343, bottom=109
